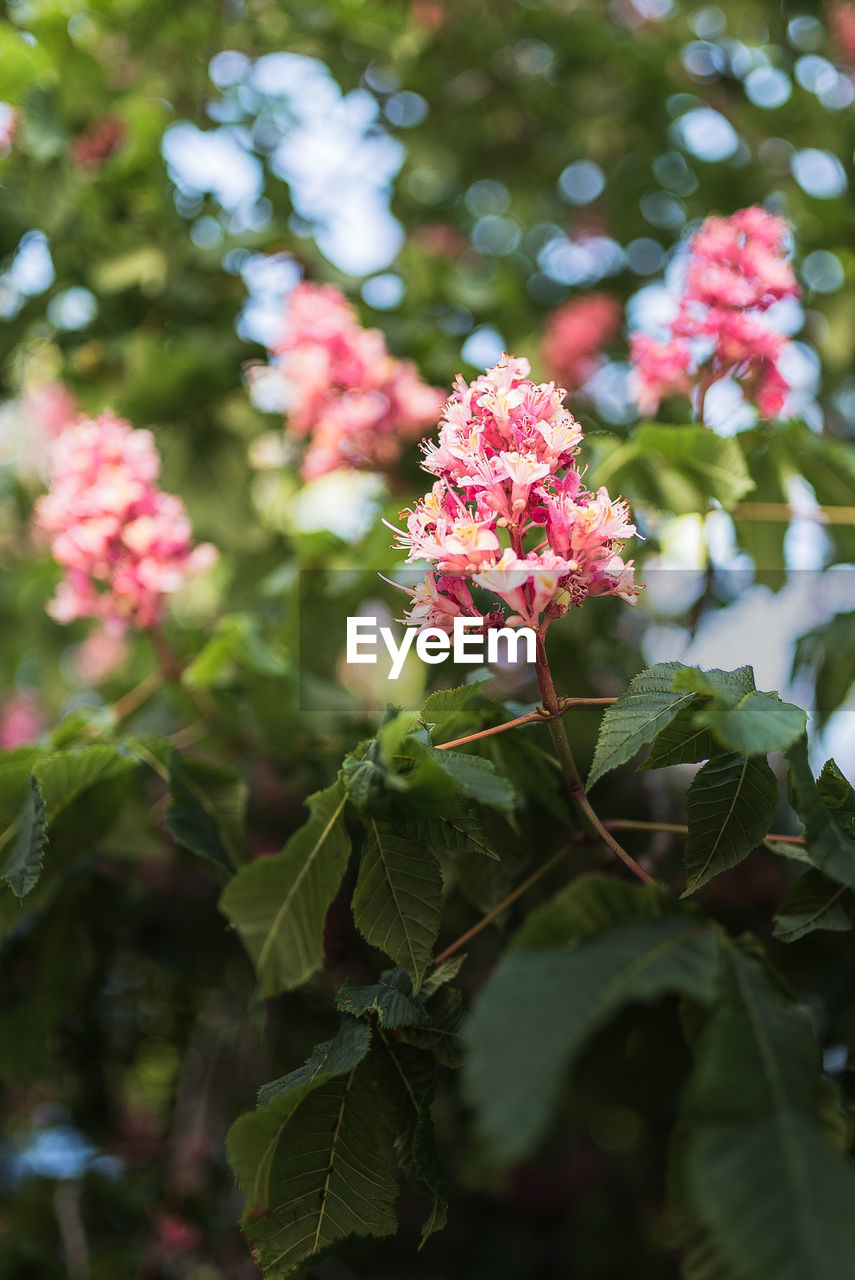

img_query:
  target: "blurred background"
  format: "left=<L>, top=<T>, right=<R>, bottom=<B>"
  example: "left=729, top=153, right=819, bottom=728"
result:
left=1, top=0, right=855, bottom=1276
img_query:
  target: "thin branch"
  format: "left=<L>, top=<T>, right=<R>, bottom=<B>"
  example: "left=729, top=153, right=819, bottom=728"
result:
left=433, top=845, right=572, bottom=965
left=108, top=669, right=166, bottom=724
left=535, top=633, right=653, bottom=885
left=434, top=697, right=617, bottom=752
left=604, top=818, right=806, bottom=845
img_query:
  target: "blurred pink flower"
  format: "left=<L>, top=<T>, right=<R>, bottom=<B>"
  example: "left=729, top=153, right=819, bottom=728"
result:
left=0, top=691, right=43, bottom=748
left=392, top=354, right=638, bottom=633
left=541, top=293, right=622, bottom=391
left=629, top=206, right=800, bottom=421
left=72, top=625, right=130, bottom=683
left=258, top=281, right=445, bottom=479
left=35, top=412, right=217, bottom=632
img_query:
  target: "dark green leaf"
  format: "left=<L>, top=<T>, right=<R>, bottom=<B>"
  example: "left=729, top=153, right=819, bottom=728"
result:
left=682, top=754, right=778, bottom=895
left=773, top=869, right=855, bottom=942
left=220, top=782, right=350, bottom=995
left=639, top=702, right=715, bottom=770
left=680, top=947, right=855, bottom=1280
left=352, top=821, right=443, bottom=990
left=335, top=972, right=424, bottom=1028
left=427, top=745, right=516, bottom=812
left=0, top=776, right=46, bottom=900
left=164, top=752, right=247, bottom=872
left=786, top=740, right=855, bottom=890
left=671, top=666, right=756, bottom=706
left=587, top=662, right=697, bottom=788
left=464, top=914, right=718, bottom=1164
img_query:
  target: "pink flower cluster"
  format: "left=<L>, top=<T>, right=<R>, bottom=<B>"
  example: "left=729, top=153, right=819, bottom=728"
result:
left=35, top=413, right=218, bottom=631
left=261, top=282, right=445, bottom=480
left=629, top=206, right=800, bottom=421
left=391, top=355, right=638, bottom=633
left=541, top=293, right=622, bottom=391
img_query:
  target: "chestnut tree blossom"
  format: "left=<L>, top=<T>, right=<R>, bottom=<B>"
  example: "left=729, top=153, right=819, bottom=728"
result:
left=391, top=354, right=638, bottom=633
left=629, top=206, right=800, bottom=421
left=253, top=281, right=445, bottom=479
left=35, top=412, right=217, bottom=631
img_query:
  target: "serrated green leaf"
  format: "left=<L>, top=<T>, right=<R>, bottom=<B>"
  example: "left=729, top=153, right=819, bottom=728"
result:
left=427, top=745, right=516, bottom=812
left=420, top=953, right=466, bottom=997
left=773, top=869, right=855, bottom=942
left=220, top=782, right=350, bottom=995
left=695, top=691, right=807, bottom=757
left=671, top=666, right=756, bottom=706
left=786, top=740, right=855, bottom=891
left=243, top=1067, right=398, bottom=1276
left=372, top=1033, right=447, bottom=1245
left=335, top=972, right=424, bottom=1028
left=587, top=662, right=697, bottom=788
left=682, top=754, right=778, bottom=895
left=681, top=947, right=855, bottom=1280
left=639, top=701, right=716, bottom=770
left=352, top=821, right=443, bottom=990
left=464, top=914, right=718, bottom=1165
left=817, top=760, right=855, bottom=836
left=409, top=810, right=499, bottom=860
left=419, top=681, right=487, bottom=740
left=0, top=776, right=46, bottom=900
left=229, top=1018, right=372, bottom=1207
left=396, top=985, right=468, bottom=1068
left=33, top=745, right=138, bottom=825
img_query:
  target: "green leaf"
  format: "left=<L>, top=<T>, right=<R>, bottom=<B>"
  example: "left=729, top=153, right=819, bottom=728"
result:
left=352, top=821, right=443, bottom=990
left=227, top=1019, right=397, bottom=1276
left=464, top=913, right=718, bottom=1165
left=33, top=745, right=138, bottom=825
left=680, top=947, right=855, bottom=1280
left=419, top=681, right=487, bottom=740
left=695, top=691, right=807, bottom=757
left=511, top=872, right=679, bottom=949
left=0, top=776, right=46, bottom=900
left=243, top=1067, right=398, bottom=1276
left=372, top=1034, right=447, bottom=1245
left=587, top=662, right=697, bottom=788
left=638, top=702, right=715, bottom=770
left=228, top=1017, right=372, bottom=1207
left=773, top=869, right=855, bottom=942
left=682, top=754, right=778, bottom=895
left=631, top=424, right=754, bottom=512
left=419, top=953, right=466, bottom=997
left=335, top=971, right=425, bottom=1028
left=164, top=752, right=247, bottom=872
left=409, top=809, right=500, bottom=861
left=786, top=740, right=855, bottom=890
left=671, top=666, right=756, bottom=705
left=793, top=612, right=855, bottom=728
left=396, top=985, right=468, bottom=1068
left=426, top=745, right=516, bottom=812
left=220, top=782, right=351, bottom=995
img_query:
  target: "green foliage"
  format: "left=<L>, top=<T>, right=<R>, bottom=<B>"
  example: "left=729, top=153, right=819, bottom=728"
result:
left=0, top=775, right=46, bottom=899
left=587, top=662, right=697, bottom=788
left=675, top=946, right=855, bottom=1280
left=773, top=869, right=855, bottom=943
left=220, top=782, right=351, bottom=995
left=596, top=425, right=754, bottom=515
left=335, top=970, right=425, bottom=1028
left=464, top=879, right=718, bottom=1165
left=352, top=820, right=443, bottom=990
left=164, top=751, right=248, bottom=872
left=682, top=753, right=778, bottom=895
left=786, top=742, right=855, bottom=891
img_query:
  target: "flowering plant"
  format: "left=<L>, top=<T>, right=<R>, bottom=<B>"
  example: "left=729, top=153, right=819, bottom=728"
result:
left=630, top=206, right=800, bottom=421
left=35, top=412, right=217, bottom=632
left=393, top=354, right=638, bottom=633
left=254, top=281, right=445, bottom=479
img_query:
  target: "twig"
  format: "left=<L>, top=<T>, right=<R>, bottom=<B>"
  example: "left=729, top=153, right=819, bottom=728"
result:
left=433, top=845, right=572, bottom=965
left=535, top=633, right=653, bottom=885
left=53, top=1181, right=89, bottom=1279
left=108, top=669, right=165, bottom=724
left=434, top=698, right=616, bottom=752
left=604, top=818, right=806, bottom=845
